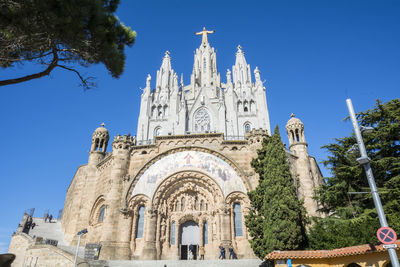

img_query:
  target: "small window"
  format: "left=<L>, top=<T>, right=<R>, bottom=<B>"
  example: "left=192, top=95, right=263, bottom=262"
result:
left=200, top=200, right=204, bottom=211
left=98, top=205, right=106, bottom=223
left=233, top=203, right=243, bottom=237
left=154, top=127, right=161, bottom=137
left=136, top=206, right=145, bottom=238
left=244, top=123, right=251, bottom=133
left=171, top=221, right=175, bottom=245
left=203, top=58, right=207, bottom=72
left=203, top=221, right=208, bottom=244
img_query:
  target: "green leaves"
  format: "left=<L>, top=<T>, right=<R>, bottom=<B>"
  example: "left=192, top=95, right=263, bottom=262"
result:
left=0, top=0, right=136, bottom=88
left=309, top=99, right=400, bottom=249
left=246, top=126, right=308, bottom=259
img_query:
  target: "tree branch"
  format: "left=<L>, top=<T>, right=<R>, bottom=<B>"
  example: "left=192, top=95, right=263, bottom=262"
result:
left=0, top=46, right=58, bottom=86
left=56, top=64, right=96, bottom=90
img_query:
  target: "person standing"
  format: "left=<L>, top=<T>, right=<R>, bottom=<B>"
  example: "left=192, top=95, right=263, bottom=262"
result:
left=229, top=246, right=235, bottom=259
left=199, top=246, right=205, bottom=260
left=219, top=244, right=225, bottom=259
left=48, top=214, right=53, bottom=223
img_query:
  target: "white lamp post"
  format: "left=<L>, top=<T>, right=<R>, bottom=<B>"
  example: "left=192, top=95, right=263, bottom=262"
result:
left=346, top=99, right=399, bottom=267
left=73, top=228, right=88, bottom=267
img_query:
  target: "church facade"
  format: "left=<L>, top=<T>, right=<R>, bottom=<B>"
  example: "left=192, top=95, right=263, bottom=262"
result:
left=10, top=28, right=323, bottom=262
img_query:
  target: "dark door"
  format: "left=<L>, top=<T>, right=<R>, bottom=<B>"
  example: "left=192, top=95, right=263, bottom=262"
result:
left=180, top=245, right=188, bottom=260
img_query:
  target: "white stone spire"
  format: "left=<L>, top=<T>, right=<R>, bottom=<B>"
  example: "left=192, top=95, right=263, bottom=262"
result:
left=156, top=51, right=174, bottom=94
left=232, top=45, right=252, bottom=87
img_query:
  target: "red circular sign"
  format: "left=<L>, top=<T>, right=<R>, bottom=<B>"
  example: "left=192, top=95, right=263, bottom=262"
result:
left=377, top=227, right=397, bottom=244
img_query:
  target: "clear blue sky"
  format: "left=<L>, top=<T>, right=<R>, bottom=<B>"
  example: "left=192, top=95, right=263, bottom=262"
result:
left=0, top=0, right=399, bottom=253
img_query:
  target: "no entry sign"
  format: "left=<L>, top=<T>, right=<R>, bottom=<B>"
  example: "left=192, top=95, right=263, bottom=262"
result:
left=377, top=227, right=397, bottom=245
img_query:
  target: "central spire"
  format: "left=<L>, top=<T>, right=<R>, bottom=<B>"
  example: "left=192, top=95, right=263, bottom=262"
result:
left=195, top=27, right=215, bottom=45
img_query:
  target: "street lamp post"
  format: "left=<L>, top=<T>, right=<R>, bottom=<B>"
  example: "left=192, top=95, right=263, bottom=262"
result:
left=346, top=99, right=399, bottom=267
left=73, top=228, right=88, bottom=267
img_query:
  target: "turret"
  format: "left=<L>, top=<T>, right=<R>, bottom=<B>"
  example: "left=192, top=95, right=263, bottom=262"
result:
left=286, top=113, right=306, bottom=151
left=89, top=123, right=109, bottom=165
left=285, top=114, right=320, bottom=217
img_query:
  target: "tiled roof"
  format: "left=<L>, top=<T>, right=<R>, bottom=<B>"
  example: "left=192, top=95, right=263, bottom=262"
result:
left=264, top=240, right=400, bottom=260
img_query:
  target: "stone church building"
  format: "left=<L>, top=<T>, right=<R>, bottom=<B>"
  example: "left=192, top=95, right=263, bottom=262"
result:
left=9, top=28, right=323, bottom=263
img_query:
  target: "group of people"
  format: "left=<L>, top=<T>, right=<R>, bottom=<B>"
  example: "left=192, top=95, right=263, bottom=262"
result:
left=185, top=244, right=236, bottom=260
left=187, top=244, right=205, bottom=260
left=219, top=244, right=236, bottom=259
left=44, top=213, right=53, bottom=223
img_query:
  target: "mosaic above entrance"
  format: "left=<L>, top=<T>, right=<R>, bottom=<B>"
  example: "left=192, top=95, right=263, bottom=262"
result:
left=131, top=151, right=247, bottom=199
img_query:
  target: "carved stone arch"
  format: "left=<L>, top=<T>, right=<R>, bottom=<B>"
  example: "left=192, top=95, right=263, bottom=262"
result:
left=121, top=146, right=251, bottom=210
left=128, top=194, right=151, bottom=212
left=226, top=191, right=249, bottom=206
left=152, top=170, right=224, bottom=211
left=178, top=213, right=199, bottom=225
left=89, top=195, right=106, bottom=226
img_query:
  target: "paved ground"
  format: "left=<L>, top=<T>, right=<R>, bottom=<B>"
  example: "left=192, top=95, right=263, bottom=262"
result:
left=90, top=259, right=262, bottom=267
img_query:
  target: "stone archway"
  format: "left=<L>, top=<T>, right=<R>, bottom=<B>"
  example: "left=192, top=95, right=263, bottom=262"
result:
left=151, top=171, right=225, bottom=260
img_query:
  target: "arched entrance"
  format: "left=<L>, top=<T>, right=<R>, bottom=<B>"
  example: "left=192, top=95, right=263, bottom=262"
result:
left=179, top=220, right=199, bottom=260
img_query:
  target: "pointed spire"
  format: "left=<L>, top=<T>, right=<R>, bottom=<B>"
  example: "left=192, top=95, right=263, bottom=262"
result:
left=233, top=45, right=251, bottom=86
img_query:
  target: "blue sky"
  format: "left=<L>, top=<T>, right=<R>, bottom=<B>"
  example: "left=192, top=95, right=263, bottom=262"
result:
left=0, top=0, right=399, bottom=253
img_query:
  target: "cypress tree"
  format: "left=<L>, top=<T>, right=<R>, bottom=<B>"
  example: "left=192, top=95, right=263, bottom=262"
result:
left=245, top=125, right=308, bottom=259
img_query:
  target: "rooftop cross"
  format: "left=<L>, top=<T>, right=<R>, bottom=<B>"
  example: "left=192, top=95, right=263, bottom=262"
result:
left=100, top=122, right=105, bottom=127
left=195, top=27, right=215, bottom=45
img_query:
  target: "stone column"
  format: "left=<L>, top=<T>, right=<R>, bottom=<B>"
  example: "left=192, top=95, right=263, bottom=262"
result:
left=141, top=208, right=157, bottom=259
left=220, top=205, right=232, bottom=250
left=99, top=135, right=134, bottom=260
left=115, top=211, right=133, bottom=259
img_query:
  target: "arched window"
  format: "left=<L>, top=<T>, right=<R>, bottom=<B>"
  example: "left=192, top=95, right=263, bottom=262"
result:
left=98, top=205, right=106, bottom=223
left=244, top=123, right=251, bottom=133
left=154, top=127, right=161, bottom=137
left=136, top=206, right=145, bottom=238
left=244, top=101, right=249, bottom=112
left=203, top=221, right=208, bottom=244
left=171, top=221, right=175, bottom=245
left=233, top=203, right=243, bottom=237
left=295, top=129, right=300, bottom=142
left=158, top=105, right=162, bottom=117
left=181, top=197, right=185, bottom=211
left=291, top=130, right=295, bottom=142
left=200, top=200, right=204, bottom=211
left=195, top=197, right=199, bottom=210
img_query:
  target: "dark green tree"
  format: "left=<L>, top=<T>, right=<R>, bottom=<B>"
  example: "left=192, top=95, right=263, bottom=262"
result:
left=245, top=125, right=308, bottom=259
left=0, top=0, right=136, bottom=89
left=309, top=99, right=400, bottom=249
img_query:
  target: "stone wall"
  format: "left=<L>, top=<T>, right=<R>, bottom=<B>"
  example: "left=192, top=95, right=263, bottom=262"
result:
left=8, top=233, right=32, bottom=267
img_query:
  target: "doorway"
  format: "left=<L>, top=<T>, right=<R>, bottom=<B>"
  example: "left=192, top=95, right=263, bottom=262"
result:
left=179, top=220, right=199, bottom=260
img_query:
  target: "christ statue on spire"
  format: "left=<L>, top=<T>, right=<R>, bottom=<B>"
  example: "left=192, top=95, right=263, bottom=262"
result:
left=195, top=27, right=215, bottom=45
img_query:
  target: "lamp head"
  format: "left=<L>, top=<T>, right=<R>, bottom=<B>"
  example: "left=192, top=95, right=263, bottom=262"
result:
left=77, top=229, right=88, bottom=235
left=360, top=126, right=374, bottom=134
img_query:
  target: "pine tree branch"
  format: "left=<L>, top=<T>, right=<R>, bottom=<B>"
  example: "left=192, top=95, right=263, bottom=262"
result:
left=56, top=64, right=96, bottom=90
left=0, top=45, right=58, bottom=86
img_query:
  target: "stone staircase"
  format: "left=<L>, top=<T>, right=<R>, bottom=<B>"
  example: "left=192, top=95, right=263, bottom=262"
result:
left=89, top=259, right=262, bottom=267
left=28, top=217, right=85, bottom=258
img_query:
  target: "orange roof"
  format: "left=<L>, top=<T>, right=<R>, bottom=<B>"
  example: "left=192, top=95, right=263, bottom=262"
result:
left=264, top=240, right=400, bottom=260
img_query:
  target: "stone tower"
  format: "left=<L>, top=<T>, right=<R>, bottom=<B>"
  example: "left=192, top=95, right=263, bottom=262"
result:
left=88, top=123, right=109, bottom=165
left=286, top=114, right=321, bottom=217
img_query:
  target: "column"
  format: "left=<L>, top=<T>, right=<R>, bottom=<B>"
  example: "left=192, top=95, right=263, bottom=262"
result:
left=141, top=208, right=157, bottom=259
